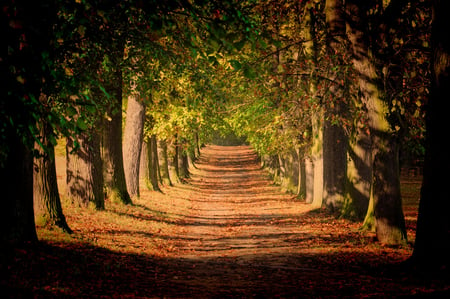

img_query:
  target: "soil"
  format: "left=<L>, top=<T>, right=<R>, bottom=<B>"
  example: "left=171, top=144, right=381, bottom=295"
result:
left=2, top=145, right=449, bottom=298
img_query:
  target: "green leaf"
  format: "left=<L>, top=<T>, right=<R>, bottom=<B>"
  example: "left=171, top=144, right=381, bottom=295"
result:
left=230, top=60, right=242, bottom=70
left=243, top=65, right=256, bottom=79
left=86, top=105, right=96, bottom=114
left=66, top=106, right=77, bottom=117
left=76, top=117, right=88, bottom=131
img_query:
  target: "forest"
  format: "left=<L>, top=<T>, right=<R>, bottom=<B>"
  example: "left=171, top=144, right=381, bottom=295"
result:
left=2, top=0, right=450, bottom=297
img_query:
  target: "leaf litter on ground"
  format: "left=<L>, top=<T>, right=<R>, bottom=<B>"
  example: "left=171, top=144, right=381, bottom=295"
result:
left=2, top=145, right=449, bottom=298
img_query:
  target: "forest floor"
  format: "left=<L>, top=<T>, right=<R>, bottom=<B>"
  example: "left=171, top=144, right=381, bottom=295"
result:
left=2, top=145, right=450, bottom=298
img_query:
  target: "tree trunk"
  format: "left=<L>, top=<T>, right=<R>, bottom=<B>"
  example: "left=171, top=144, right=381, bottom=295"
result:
left=123, top=92, right=146, bottom=199
left=146, top=135, right=161, bottom=191
left=304, top=157, right=314, bottom=204
left=311, top=112, right=324, bottom=209
left=303, top=7, right=324, bottom=209
left=157, top=139, right=172, bottom=186
left=346, top=0, right=406, bottom=245
left=0, top=133, right=37, bottom=245
left=33, top=120, right=72, bottom=233
left=67, top=128, right=104, bottom=210
left=168, top=137, right=180, bottom=184
left=343, top=128, right=372, bottom=220
left=102, top=64, right=131, bottom=205
left=296, top=149, right=306, bottom=199
left=412, top=0, right=450, bottom=269
left=178, top=141, right=190, bottom=180
left=372, top=138, right=406, bottom=244
left=323, top=0, right=348, bottom=212
left=194, top=132, right=201, bottom=157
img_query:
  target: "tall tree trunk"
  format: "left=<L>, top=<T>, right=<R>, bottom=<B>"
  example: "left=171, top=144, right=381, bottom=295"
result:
left=296, top=148, right=306, bottom=199
left=123, top=92, right=146, bottom=199
left=67, top=128, right=104, bottom=210
left=346, top=0, right=406, bottom=245
left=304, top=157, right=314, bottom=204
left=146, top=135, right=161, bottom=191
left=412, top=0, right=450, bottom=269
left=194, top=132, right=201, bottom=157
left=0, top=133, right=37, bottom=245
left=311, top=112, right=324, bottom=209
left=102, top=61, right=131, bottom=205
left=33, top=120, right=72, bottom=233
left=168, top=137, right=180, bottom=184
left=323, top=0, right=349, bottom=212
left=372, top=137, right=406, bottom=244
left=342, top=128, right=372, bottom=220
left=158, top=139, right=172, bottom=186
left=304, top=7, right=324, bottom=208
left=178, top=140, right=190, bottom=180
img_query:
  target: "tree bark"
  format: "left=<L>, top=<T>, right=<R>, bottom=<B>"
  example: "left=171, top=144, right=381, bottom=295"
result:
left=33, top=120, right=72, bottom=233
left=101, top=63, right=132, bottom=204
left=178, top=140, right=190, bottom=180
left=168, top=137, right=180, bottom=184
left=67, top=128, right=104, bottom=210
left=0, top=133, right=37, bottom=245
left=296, top=148, right=306, bottom=199
left=145, top=135, right=161, bottom=191
left=412, top=0, right=450, bottom=269
left=323, top=0, right=349, bottom=212
left=123, top=92, right=146, bottom=199
left=157, top=139, right=172, bottom=186
left=346, top=0, right=407, bottom=245
left=303, top=6, right=324, bottom=209
left=304, top=157, right=314, bottom=204
left=343, top=128, right=372, bottom=220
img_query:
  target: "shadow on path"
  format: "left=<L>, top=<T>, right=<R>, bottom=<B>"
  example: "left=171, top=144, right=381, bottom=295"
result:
left=3, top=145, right=449, bottom=298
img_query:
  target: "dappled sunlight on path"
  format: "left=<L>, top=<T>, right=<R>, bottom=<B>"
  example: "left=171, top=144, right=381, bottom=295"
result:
left=171, top=145, right=313, bottom=258
left=8, top=145, right=446, bottom=298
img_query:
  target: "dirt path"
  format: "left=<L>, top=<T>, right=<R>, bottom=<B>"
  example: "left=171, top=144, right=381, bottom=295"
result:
left=6, top=145, right=449, bottom=298
left=140, top=145, right=438, bottom=297
left=175, top=145, right=309, bottom=259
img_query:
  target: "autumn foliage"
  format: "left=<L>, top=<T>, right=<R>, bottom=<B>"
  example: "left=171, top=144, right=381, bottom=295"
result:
left=3, top=145, right=449, bottom=297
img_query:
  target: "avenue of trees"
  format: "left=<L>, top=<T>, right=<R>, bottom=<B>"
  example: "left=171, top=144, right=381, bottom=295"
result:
left=2, top=0, right=449, bottom=269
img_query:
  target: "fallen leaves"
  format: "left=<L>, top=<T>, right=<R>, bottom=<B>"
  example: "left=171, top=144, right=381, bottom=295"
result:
left=3, top=145, right=448, bottom=298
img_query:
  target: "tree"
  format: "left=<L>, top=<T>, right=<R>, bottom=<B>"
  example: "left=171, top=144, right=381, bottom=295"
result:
left=345, top=0, right=407, bottom=245
left=412, top=0, right=450, bottom=269
left=123, top=91, right=146, bottom=198
left=323, top=0, right=349, bottom=213
left=66, top=126, right=104, bottom=210
left=145, top=135, right=162, bottom=192
left=101, top=47, right=132, bottom=204
left=157, top=139, right=173, bottom=186
left=33, top=99, right=72, bottom=233
left=1, top=0, right=56, bottom=245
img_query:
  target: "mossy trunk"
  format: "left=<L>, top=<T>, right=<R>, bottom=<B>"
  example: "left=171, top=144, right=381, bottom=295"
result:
left=101, top=41, right=131, bottom=205
left=342, top=128, right=372, bottom=220
left=346, top=0, right=406, bottom=245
